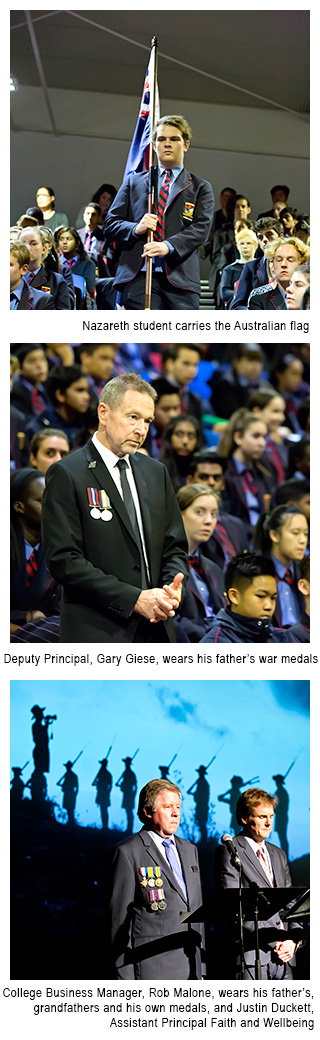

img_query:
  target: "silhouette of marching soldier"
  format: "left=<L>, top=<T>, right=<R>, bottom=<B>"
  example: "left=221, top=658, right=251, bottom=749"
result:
left=92, top=745, right=113, bottom=830
left=218, top=773, right=259, bottom=834
left=31, top=704, right=57, bottom=774
left=158, top=752, right=178, bottom=780
left=25, top=768, right=47, bottom=808
left=57, top=760, right=79, bottom=825
left=187, top=765, right=210, bottom=842
left=116, top=750, right=139, bottom=835
left=10, top=763, right=28, bottom=804
left=272, top=751, right=302, bottom=858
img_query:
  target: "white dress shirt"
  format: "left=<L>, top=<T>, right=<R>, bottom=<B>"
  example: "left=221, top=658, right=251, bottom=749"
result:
left=91, top=432, right=150, bottom=578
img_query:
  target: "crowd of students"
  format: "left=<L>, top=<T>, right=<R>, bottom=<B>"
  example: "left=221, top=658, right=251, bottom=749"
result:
left=10, top=181, right=310, bottom=309
left=10, top=341, right=310, bottom=643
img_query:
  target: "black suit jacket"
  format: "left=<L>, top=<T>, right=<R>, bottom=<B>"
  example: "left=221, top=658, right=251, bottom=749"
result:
left=215, top=833, right=300, bottom=967
left=105, top=167, right=214, bottom=293
left=248, top=284, right=287, bottom=310
left=42, top=439, right=189, bottom=642
left=106, top=828, right=205, bottom=979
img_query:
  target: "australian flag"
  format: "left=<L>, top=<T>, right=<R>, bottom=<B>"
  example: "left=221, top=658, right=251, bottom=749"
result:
left=124, top=47, right=160, bottom=178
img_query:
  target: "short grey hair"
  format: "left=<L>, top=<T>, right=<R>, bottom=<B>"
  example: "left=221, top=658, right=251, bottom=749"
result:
left=99, top=373, right=157, bottom=409
left=138, top=779, right=181, bottom=822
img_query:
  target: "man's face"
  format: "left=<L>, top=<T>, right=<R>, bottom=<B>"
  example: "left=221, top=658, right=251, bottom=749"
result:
left=149, top=789, right=181, bottom=837
left=241, top=802, right=274, bottom=843
left=154, top=393, right=181, bottom=431
left=256, top=227, right=281, bottom=253
left=169, top=348, right=200, bottom=387
left=21, top=350, right=48, bottom=386
left=98, top=389, right=154, bottom=457
left=191, top=461, right=225, bottom=492
left=155, top=124, right=189, bottom=168
left=228, top=575, right=277, bottom=618
left=83, top=206, right=100, bottom=232
left=271, top=189, right=288, bottom=205
left=10, top=255, right=28, bottom=290
left=272, top=244, right=300, bottom=288
left=30, top=434, right=70, bottom=473
left=81, top=346, right=115, bottom=382
left=234, top=198, right=251, bottom=221
left=59, top=378, right=90, bottom=414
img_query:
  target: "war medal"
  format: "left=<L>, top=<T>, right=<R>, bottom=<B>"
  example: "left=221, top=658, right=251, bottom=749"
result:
left=87, top=487, right=113, bottom=520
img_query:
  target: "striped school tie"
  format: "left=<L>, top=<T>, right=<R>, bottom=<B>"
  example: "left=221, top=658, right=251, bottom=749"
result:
left=153, top=170, right=172, bottom=241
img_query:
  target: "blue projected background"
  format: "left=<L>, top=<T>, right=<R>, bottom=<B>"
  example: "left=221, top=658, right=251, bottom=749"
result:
left=10, top=679, right=309, bottom=860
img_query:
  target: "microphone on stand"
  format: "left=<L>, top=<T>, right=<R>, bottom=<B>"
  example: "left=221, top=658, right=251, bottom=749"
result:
left=221, top=833, right=241, bottom=870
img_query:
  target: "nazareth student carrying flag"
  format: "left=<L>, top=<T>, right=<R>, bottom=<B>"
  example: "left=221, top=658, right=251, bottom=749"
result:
left=105, top=36, right=214, bottom=310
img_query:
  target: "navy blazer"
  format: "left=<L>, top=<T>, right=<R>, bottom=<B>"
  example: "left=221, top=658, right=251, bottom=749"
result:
left=105, top=167, right=214, bottom=293
left=248, top=284, right=287, bottom=310
left=27, top=266, right=71, bottom=309
left=15, top=280, right=55, bottom=310
left=230, top=255, right=268, bottom=309
left=106, top=828, right=205, bottom=979
left=175, top=552, right=225, bottom=642
left=42, top=439, right=189, bottom=642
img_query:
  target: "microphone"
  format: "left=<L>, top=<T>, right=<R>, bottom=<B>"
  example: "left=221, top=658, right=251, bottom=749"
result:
left=221, top=833, right=241, bottom=870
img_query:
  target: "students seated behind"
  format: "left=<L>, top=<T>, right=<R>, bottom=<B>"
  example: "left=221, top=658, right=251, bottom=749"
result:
left=25, top=365, right=90, bottom=449
left=144, top=378, right=181, bottom=458
left=207, top=194, right=252, bottom=299
left=272, top=477, right=310, bottom=524
left=253, top=505, right=309, bottom=627
left=159, top=414, right=203, bottom=492
left=286, top=437, right=310, bottom=481
left=29, top=429, right=70, bottom=473
left=35, top=186, right=68, bottom=231
left=288, top=554, right=310, bottom=642
left=10, top=242, right=55, bottom=310
left=162, top=344, right=203, bottom=421
left=230, top=217, right=283, bottom=309
left=77, top=343, right=116, bottom=400
left=10, top=344, right=48, bottom=418
left=218, top=409, right=274, bottom=535
left=79, top=203, right=106, bottom=258
left=248, top=237, right=310, bottom=309
left=10, top=468, right=60, bottom=637
left=18, top=227, right=71, bottom=309
left=209, top=343, right=265, bottom=419
left=174, top=484, right=224, bottom=641
left=286, top=265, right=310, bottom=309
left=269, top=353, right=306, bottom=432
left=279, top=206, right=300, bottom=236
left=257, top=184, right=290, bottom=219
left=200, top=552, right=299, bottom=643
left=219, top=227, right=258, bottom=307
left=55, top=226, right=96, bottom=296
left=186, top=450, right=250, bottom=567
left=247, top=387, right=287, bottom=483
left=38, top=226, right=75, bottom=308
left=10, top=354, right=27, bottom=470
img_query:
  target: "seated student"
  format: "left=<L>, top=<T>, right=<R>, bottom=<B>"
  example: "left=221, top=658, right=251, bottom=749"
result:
left=257, top=184, right=290, bottom=219
left=200, top=552, right=298, bottom=643
left=247, top=386, right=287, bottom=483
left=207, top=194, right=252, bottom=300
left=253, top=505, right=309, bottom=627
left=174, top=484, right=224, bottom=641
left=162, top=343, right=203, bottom=421
left=29, top=429, right=70, bottom=473
left=78, top=203, right=106, bottom=260
left=55, top=226, right=96, bottom=297
left=218, top=409, right=275, bottom=536
left=159, top=414, right=203, bottom=492
left=288, top=554, right=310, bottom=642
left=209, top=344, right=265, bottom=419
left=10, top=344, right=48, bottom=418
left=38, top=226, right=75, bottom=308
left=10, top=354, right=27, bottom=469
left=186, top=450, right=250, bottom=567
left=219, top=227, right=258, bottom=307
left=279, top=206, right=300, bottom=236
left=230, top=217, right=284, bottom=309
left=10, top=468, right=60, bottom=638
left=18, top=227, right=71, bottom=309
left=286, top=436, right=310, bottom=481
left=77, top=343, right=116, bottom=401
left=286, top=265, right=310, bottom=309
left=248, top=237, right=310, bottom=309
left=10, top=242, right=55, bottom=310
left=25, top=365, right=90, bottom=449
left=272, top=477, right=310, bottom=524
left=269, top=353, right=306, bottom=433
left=144, top=378, right=181, bottom=458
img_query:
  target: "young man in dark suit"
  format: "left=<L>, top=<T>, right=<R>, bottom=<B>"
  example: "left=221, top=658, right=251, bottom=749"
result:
left=214, top=787, right=303, bottom=978
left=106, top=778, right=205, bottom=979
left=10, top=242, right=55, bottom=309
left=105, top=115, right=214, bottom=309
left=42, top=373, right=189, bottom=642
left=248, top=237, right=310, bottom=310
left=230, top=217, right=283, bottom=309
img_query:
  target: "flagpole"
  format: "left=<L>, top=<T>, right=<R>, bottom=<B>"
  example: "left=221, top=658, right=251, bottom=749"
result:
left=144, top=36, right=159, bottom=310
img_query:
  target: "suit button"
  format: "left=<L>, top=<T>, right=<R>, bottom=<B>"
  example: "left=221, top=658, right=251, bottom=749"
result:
left=133, top=565, right=140, bottom=572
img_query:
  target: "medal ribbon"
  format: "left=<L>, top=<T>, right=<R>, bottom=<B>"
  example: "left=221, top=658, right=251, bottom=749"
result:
left=87, top=487, right=111, bottom=509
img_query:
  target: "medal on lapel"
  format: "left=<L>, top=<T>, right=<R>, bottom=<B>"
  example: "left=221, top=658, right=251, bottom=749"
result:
left=87, top=487, right=113, bottom=520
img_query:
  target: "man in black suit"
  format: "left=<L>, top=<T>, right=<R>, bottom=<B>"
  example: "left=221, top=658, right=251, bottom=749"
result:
left=42, top=373, right=189, bottom=642
left=106, top=778, right=205, bottom=979
left=105, top=114, right=214, bottom=309
left=215, top=787, right=302, bottom=979
left=10, top=242, right=55, bottom=309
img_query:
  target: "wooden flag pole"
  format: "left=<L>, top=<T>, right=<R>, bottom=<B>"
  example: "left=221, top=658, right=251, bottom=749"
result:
left=144, top=36, right=159, bottom=310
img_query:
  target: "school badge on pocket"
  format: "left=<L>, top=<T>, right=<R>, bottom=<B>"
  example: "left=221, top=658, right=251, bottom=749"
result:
left=182, top=202, right=195, bottom=220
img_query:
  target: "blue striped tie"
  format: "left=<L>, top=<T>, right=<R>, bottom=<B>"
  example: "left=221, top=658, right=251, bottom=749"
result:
left=154, top=170, right=172, bottom=241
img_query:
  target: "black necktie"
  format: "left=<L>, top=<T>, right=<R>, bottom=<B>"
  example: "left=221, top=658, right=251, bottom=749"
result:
left=116, top=459, right=148, bottom=587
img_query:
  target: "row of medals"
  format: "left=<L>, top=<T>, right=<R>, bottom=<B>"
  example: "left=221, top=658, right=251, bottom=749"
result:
left=140, top=875, right=167, bottom=910
left=90, top=506, right=113, bottom=522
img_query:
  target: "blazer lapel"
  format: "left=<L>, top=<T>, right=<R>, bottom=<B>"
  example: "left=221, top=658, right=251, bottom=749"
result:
left=83, top=441, right=140, bottom=549
left=130, top=455, right=152, bottom=565
left=166, top=168, right=192, bottom=209
left=139, top=831, right=188, bottom=905
left=237, top=835, right=273, bottom=887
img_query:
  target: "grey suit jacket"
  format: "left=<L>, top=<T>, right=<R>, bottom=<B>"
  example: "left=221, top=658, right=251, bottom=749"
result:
left=214, top=833, right=300, bottom=966
left=106, top=828, right=205, bottom=979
